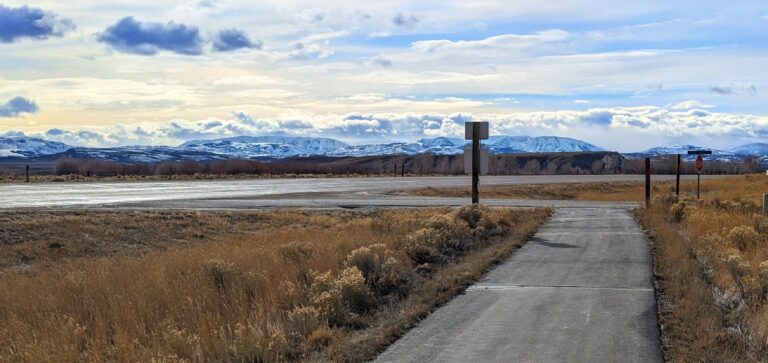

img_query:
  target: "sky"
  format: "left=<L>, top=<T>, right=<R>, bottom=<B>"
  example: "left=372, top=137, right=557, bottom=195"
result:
left=1, top=0, right=767, bottom=152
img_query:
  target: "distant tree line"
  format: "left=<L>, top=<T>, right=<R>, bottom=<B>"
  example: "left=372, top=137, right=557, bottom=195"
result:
left=620, top=155, right=763, bottom=175
left=45, top=153, right=765, bottom=178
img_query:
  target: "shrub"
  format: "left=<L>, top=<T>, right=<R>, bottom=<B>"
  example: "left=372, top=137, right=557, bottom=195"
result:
left=279, top=242, right=315, bottom=264
left=456, top=205, right=495, bottom=230
left=754, top=217, right=768, bottom=235
left=345, top=244, right=389, bottom=279
left=336, top=267, right=371, bottom=313
left=758, top=261, right=768, bottom=296
left=345, top=244, right=411, bottom=297
left=204, top=259, right=238, bottom=290
left=728, top=226, right=762, bottom=250
left=725, top=252, right=750, bottom=294
left=405, top=244, right=445, bottom=266
left=669, top=201, right=687, bottom=223
left=309, top=267, right=371, bottom=326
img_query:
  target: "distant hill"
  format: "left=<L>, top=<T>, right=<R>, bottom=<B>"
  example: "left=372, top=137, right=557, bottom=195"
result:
left=1, top=134, right=767, bottom=165
left=0, top=136, right=72, bottom=158
left=625, top=144, right=742, bottom=162
left=181, top=136, right=350, bottom=159
left=731, top=143, right=768, bottom=156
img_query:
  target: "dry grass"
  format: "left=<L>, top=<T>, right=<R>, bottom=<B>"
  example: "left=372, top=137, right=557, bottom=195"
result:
left=0, top=210, right=359, bottom=271
left=636, top=174, right=768, bottom=362
left=0, top=207, right=550, bottom=362
left=412, top=181, right=645, bottom=201
left=413, top=175, right=768, bottom=203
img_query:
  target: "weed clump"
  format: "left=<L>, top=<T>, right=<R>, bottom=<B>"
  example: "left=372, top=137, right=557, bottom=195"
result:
left=669, top=201, right=687, bottom=223
left=728, top=226, right=762, bottom=250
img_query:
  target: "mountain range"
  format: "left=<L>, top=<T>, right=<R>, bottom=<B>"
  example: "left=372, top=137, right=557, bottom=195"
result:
left=0, top=134, right=766, bottom=163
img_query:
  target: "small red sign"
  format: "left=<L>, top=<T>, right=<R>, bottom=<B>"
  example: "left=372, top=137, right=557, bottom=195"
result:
left=695, top=155, right=704, bottom=174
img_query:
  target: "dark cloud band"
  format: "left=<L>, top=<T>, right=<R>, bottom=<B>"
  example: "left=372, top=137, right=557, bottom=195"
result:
left=0, top=97, right=39, bottom=118
left=98, top=16, right=203, bottom=55
left=0, top=5, right=75, bottom=43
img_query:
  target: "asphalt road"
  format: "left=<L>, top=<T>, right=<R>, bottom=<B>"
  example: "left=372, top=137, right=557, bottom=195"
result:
left=375, top=206, right=662, bottom=363
left=0, top=174, right=698, bottom=209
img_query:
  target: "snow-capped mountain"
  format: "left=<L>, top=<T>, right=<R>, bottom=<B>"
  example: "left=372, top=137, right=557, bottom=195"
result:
left=54, top=146, right=227, bottom=163
left=0, top=136, right=72, bottom=158
left=4, top=134, right=767, bottom=163
left=485, top=136, right=602, bottom=153
left=731, top=143, right=768, bottom=156
left=331, top=136, right=602, bottom=156
left=332, top=137, right=465, bottom=156
left=180, top=136, right=350, bottom=158
left=627, top=145, right=741, bottom=161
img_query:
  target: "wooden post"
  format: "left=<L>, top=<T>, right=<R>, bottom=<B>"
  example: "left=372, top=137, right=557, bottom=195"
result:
left=645, top=158, right=651, bottom=208
left=25, top=165, right=29, bottom=183
left=169, top=167, right=173, bottom=180
left=675, top=154, right=681, bottom=199
left=697, top=173, right=701, bottom=200
left=393, top=164, right=397, bottom=177
left=401, top=164, right=405, bottom=177
left=472, top=123, right=480, bottom=204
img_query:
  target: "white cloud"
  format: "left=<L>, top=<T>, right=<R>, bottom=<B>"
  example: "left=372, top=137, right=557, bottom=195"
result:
left=410, top=29, right=570, bottom=53
left=668, top=100, right=714, bottom=110
left=17, top=102, right=768, bottom=152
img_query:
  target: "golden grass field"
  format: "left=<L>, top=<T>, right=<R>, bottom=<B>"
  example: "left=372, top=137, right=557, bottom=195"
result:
left=0, top=207, right=550, bottom=362
left=411, top=181, right=645, bottom=201
left=636, top=174, right=768, bottom=361
left=412, top=176, right=767, bottom=203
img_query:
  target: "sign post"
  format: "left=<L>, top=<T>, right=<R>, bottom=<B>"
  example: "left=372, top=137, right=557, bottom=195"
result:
left=645, top=158, right=651, bottom=207
left=465, top=122, right=489, bottom=204
left=688, top=150, right=712, bottom=199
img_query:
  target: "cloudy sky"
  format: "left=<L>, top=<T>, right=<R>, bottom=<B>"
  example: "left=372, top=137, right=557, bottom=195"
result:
left=1, top=0, right=767, bottom=151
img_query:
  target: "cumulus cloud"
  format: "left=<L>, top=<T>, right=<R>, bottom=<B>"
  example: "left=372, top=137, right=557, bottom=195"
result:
left=212, top=28, right=261, bottom=52
left=13, top=101, right=768, bottom=151
left=0, top=97, right=39, bottom=118
left=0, top=4, right=75, bottom=43
left=98, top=16, right=204, bottom=55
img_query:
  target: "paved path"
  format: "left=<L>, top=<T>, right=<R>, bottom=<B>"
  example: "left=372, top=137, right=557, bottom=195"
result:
left=375, top=206, right=662, bottom=363
left=0, top=174, right=697, bottom=209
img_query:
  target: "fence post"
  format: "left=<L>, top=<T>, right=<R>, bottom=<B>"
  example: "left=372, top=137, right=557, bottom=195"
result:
left=645, top=158, right=651, bottom=208
left=401, top=164, right=405, bottom=177
left=25, top=165, right=30, bottom=183
left=675, top=154, right=681, bottom=199
left=393, top=164, right=397, bottom=177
